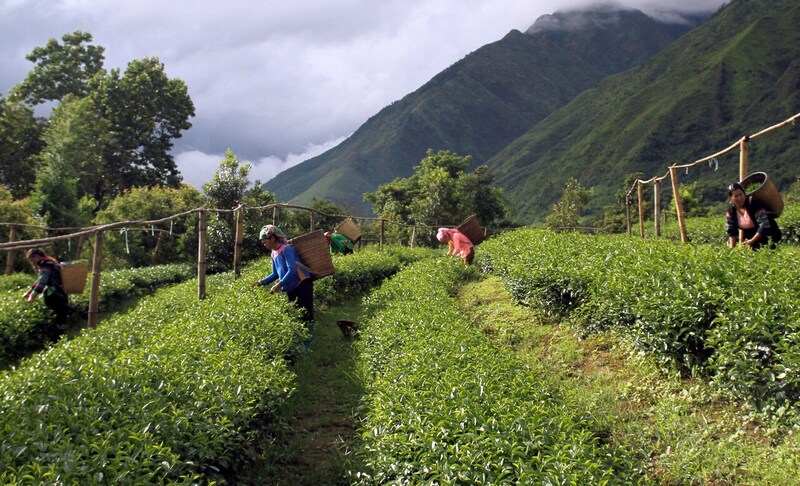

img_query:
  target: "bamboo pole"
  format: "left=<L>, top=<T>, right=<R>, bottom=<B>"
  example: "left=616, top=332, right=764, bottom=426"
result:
left=739, top=136, right=749, bottom=244
left=626, top=198, right=632, bottom=236
left=233, top=206, right=244, bottom=277
left=152, top=231, right=164, bottom=265
left=637, top=181, right=645, bottom=238
left=410, top=226, right=416, bottom=247
left=198, top=210, right=208, bottom=300
left=5, top=225, right=18, bottom=275
left=74, top=234, right=85, bottom=261
left=87, top=231, right=103, bottom=328
left=653, top=179, right=661, bottom=237
left=380, top=219, right=385, bottom=249
left=669, top=167, right=688, bottom=243
left=739, top=136, right=749, bottom=181
left=272, top=206, right=278, bottom=226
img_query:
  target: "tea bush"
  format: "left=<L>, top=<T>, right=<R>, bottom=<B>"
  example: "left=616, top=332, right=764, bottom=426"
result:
left=0, top=263, right=196, bottom=369
left=353, top=258, right=635, bottom=483
left=480, top=228, right=800, bottom=412
left=1, top=246, right=430, bottom=482
left=0, top=266, right=301, bottom=483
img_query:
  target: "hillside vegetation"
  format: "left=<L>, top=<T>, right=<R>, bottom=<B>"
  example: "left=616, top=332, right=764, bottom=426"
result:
left=488, top=0, right=800, bottom=220
left=265, top=8, right=699, bottom=214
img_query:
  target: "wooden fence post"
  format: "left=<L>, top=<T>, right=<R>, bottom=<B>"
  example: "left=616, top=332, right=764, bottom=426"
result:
left=669, top=167, right=688, bottom=243
left=74, top=234, right=85, bottom=261
left=738, top=136, right=749, bottom=244
left=5, top=225, right=18, bottom=275
left=233, top=206, right=244, bottom=277
left=653, top=179, right=661, bottom=237
left=626, top=198, right=632, bottom=236
left=637, top=181, right=645, bottom=238
left=87, top=230, right=104, bottom=328
left=152, top=231, right=164, bottom=265
left=410, top=226, right=416, bottom=248
left=198, top=210, right=208, bottom=300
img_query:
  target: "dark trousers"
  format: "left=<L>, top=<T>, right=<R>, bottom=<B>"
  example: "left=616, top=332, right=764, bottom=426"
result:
left=287, top=278, right=314, bottom=322
left=42, top=289, right=69, bottom=340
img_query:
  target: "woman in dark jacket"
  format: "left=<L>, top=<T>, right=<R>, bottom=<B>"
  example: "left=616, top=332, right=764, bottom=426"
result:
left=23, top=248, right=69, bottom=337
left=725, top=182, right=781, bottom=250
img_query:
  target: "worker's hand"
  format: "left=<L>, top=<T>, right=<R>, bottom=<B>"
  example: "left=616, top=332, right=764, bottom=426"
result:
left=23, top=291, right=35, bottom=302
left=270, top=283, right=280, bottom=294
left=251, top=280, right=262, bottom=287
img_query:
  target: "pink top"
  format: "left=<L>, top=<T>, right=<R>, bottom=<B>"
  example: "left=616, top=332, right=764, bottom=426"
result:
left=737, top=209, right=756, bottom=230
left=437, top=228, right=473, bottom=257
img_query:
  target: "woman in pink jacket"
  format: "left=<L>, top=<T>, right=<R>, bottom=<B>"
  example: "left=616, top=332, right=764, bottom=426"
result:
left=436, top=228, right=474, bottom=265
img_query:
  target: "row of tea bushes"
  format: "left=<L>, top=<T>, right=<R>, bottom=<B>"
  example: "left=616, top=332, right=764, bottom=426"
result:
left=0, top=265, right=303, bottom=484
left=0, top=263, right=195, bottom=368
left=313, top=246, right=436, bottom=308
left=0, top=246, right=431, bottom=482
left=352, top=258, right=635, bottom=484
left=479, top=228, right=800, bottom=412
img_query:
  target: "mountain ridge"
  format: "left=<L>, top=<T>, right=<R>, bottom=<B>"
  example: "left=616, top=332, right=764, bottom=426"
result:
left=264, top=7, right=702, bottom=215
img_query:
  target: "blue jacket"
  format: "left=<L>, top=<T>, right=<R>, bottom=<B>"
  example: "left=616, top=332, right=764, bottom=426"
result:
left=258, top=244, right=311, bottom=292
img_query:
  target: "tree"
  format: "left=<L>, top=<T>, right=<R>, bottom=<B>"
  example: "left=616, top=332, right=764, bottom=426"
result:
left=10, top=33, right=194, bottom=205
left=29, top=95, right=109, bottom=253
left=94, top=184, right=205, bottom=268
left=596, top=172, right=643, bottom=233
left=204, top=150, right=277, bottom=267
left=10, top=31, right=105, bottom=105
left=91, top=57, right=195, bottom=198
left=545, top=177, right=592, bottom=232
left=0, top=97, right=44, bottom=198
left=365, top=149, right=507, bottom=244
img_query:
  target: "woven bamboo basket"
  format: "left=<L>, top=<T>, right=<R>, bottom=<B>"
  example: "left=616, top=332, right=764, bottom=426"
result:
left=61, top=262, right=88, bottom=294
left=290, top=229, right=335, bottom=280
left=741, top=172, right=783, bottom=216
left=335, top=218, right=362, bottom=243
left=457, top=215, right=485, bottom=245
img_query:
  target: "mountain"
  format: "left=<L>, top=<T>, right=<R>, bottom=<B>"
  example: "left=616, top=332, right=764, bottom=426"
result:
left=488, top=0, right=800, bottom=221
left=264, top=7, right=701, bottom=214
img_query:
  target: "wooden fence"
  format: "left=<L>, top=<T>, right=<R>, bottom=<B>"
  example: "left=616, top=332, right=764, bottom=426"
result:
left=0, top=203, right=457, bottom=328
left=626, top=112, right=800, bottom=242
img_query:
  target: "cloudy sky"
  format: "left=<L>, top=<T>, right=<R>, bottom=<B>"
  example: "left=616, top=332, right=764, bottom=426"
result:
left=0, top=0, right=726, bottom=190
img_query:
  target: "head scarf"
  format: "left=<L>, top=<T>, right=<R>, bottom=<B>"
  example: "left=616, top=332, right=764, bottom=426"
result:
left=436, top=227, right=455, bottom=243
left=259, top=224, right=288, bottom=244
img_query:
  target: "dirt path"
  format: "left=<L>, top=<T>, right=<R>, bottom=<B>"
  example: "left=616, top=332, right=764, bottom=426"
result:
left=234, top=300, right=365, bottom=485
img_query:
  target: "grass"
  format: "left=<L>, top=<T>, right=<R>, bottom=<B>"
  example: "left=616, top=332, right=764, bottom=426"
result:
left=232, top=300, right=365, bottom=485
left=458, top=275, right=800, bottom=485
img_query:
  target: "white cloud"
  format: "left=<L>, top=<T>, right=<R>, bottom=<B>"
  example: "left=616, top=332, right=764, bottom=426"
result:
left=175, top=135, right=346, bottom=191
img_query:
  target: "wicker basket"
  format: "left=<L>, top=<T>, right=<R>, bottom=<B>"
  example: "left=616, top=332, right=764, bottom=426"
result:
left=290, top=229, right=335, bottom=280
left=335, top=218, right=362, bottom=243
left=457, top=215, right=485, bottom=245
left=741, top=172, right=783, bottom=216
left=61, top=262, right=88, bottom=294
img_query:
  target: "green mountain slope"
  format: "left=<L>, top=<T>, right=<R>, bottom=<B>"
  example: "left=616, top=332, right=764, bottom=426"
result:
left=265, top=8, right=698, bottom=213
left=489, top=0, right=800, bottom=222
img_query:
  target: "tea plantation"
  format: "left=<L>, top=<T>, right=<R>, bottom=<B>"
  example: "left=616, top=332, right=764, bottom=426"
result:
left=2, top=236, right=799, bottom=484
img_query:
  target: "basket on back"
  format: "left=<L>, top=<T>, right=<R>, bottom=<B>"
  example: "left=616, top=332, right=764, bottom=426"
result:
left=290, top=229, right=335, bottom=280
left=457, top=215, right=485, bottom=245
left=61, top=262, right=88, bottom=294
left=741, top=172, right=783, bottom=216
left=335, top=218, right=362, bottom=243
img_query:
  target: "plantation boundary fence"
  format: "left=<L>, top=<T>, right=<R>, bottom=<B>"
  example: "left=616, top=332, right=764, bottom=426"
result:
left=0, top=203, right=477, bottom=328
left=626, top=112, right=800, bottom=242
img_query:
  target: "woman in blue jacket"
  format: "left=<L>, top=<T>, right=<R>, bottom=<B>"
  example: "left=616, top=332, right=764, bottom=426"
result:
left=252, top=225, right=314, bottom=322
